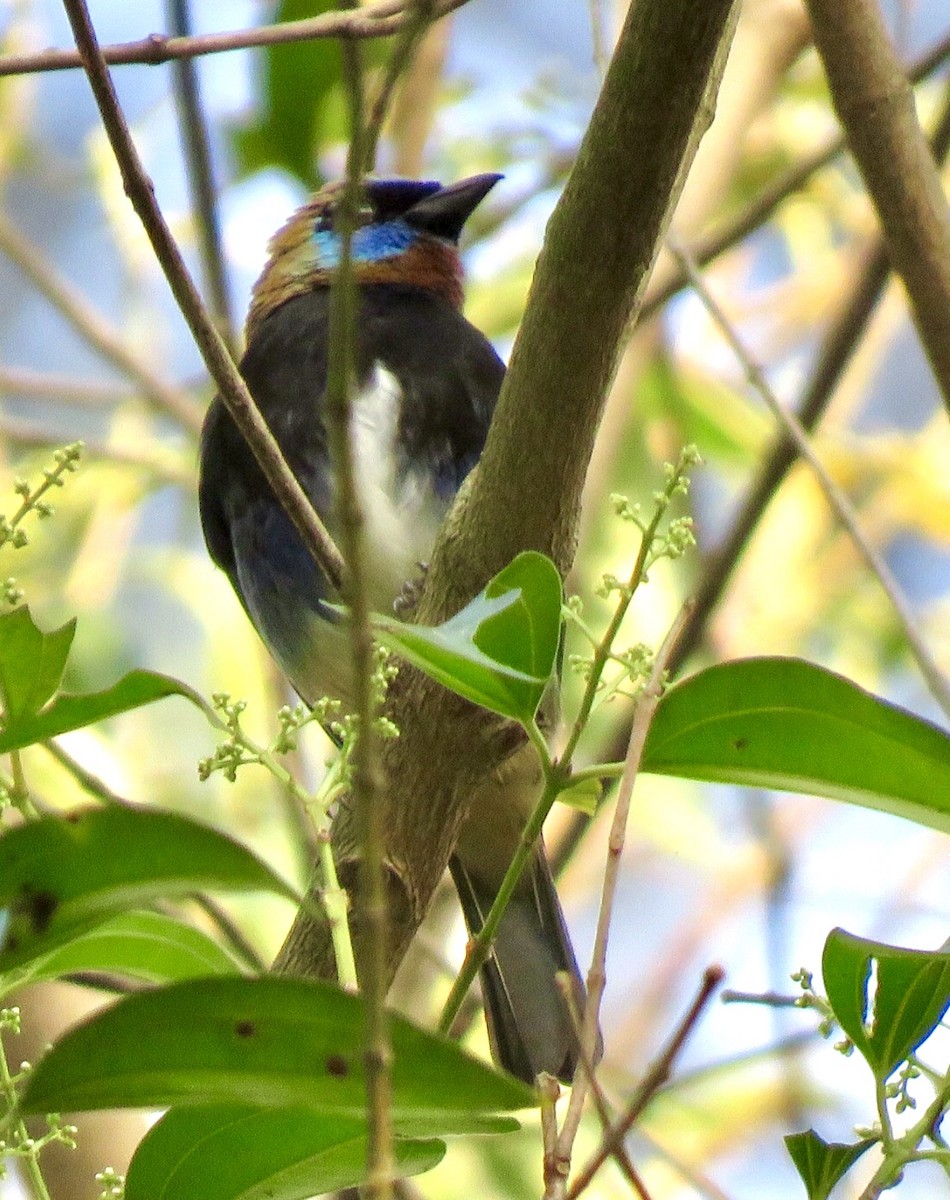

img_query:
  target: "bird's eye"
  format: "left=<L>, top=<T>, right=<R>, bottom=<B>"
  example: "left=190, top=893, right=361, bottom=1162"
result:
left=316, top=204, right=336, bottom=234
left=315, top=200, right=375, bottom=235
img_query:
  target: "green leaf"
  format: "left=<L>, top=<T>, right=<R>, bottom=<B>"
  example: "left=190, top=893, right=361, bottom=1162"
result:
left=231, top=0, right=385, bottom=187
left=20, top=976, right=535, bottom=1128
left=642, top=658, right=950, bottom=832
left=373, top=551, right=562, bottom=723
left=557, top=776, right=601, bottom=815
left=784, top=1129, right=876, bottom=1200
left=0, top=806, right=298, bottom=972
left=822, top=928, right=950, bottom=1080
left=0, top=606, right=75, bottom=721
left=0, top=668, right=203, bottom=754
left=126, top=1105, right=444, bottom=1200
left=11, top=910, right=242, bottom=989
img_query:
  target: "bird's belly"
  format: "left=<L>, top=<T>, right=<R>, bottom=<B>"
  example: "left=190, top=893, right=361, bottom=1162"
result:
left=238, top=365, right=449, bottom=709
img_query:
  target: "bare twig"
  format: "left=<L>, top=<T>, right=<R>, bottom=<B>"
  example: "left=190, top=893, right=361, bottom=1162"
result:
left=0, top=212, right=202, bottom=433
left=167, top=0, right=237, bottom=356
left=566, top=966, right=725, bottom=1200
left=669, top=233, right=950, bottom=720
left=668, top=67, right=950, bottom=676
left=61, top=0, right=346, bottom=597
left=553, top=604, right=695, bottom=1191
left=364, top=0, right=437, bottom=171
left=0, top=367, right=128, bottom=406
left=323, top=12, right=393, bottom=1196
left=0, top=0, right=475, bottom=77
left=806, top=0, right=950, bottom=414
left=556, top=976, right=650, bottom=1200
left=640, top=26, right=950, bottom=322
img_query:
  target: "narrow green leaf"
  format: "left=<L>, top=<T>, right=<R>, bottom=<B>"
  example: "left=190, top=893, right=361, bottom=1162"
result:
left=0, top=806, right=298, bottom=972
left=784, top=1129, right=876, bottom=1200
left=11, top=910, right=242, bottom=989
left=0, top=669, right=204, bottom=754
left=643, top=658, right=950, bottom=832
left=822, top=929, right=950, bottom=1080
left=20, top=976, right=535, bottom=1127
left=373, top=551, right=561, bottom=723
left=0, top=606, right=75, bottom=720
left=126, top=1105, right=444, bottom=1200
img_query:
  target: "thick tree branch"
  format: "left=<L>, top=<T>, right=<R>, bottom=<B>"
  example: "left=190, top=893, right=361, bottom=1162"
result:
left=806, top=0, right=950, bottom=415
left=276, top=0, right=740, bottom=993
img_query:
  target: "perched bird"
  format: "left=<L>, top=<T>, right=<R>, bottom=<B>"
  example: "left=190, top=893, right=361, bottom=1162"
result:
left=199, top=174, right=590, bottom=1083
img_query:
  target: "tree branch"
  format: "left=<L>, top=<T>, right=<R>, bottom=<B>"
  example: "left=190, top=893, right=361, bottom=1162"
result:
left=0, top=0, right=473, bottom=77
left=276, top=0, right=740, bottom=1003
left=61, top=0, right=346, bottom=597
left=806, top=0, right=950, bottom=415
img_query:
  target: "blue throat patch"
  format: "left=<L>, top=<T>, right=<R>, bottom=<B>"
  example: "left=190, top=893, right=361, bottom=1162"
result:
left=314, top=219, right=416, bottom=268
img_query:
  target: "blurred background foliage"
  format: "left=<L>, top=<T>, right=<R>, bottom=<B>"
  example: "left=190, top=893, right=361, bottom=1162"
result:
left=1, top=0, right=950, bottom=1197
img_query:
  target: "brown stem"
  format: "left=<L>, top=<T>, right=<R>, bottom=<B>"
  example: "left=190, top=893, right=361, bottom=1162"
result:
left=60, top=0, right=346, bottom=598
left=806, top=0, right=950, bottom=415
left=0, top=0, right=475, bottom=77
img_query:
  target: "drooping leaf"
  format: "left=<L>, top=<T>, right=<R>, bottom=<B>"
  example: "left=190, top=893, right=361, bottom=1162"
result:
left=373, top=550, right=562, bottom=723
left=643, top=658, right=950, bottom=832
left=0, top=806, right=298, bottom=972
left=10, top=910, right=242, bottom=990
left=125, top=1104, right=444, bottom=1200
left=784, top=1128, right=877, bottom=1200
left=20, top=976, right=534, bottom=1128
left=0, top=668, right=204, bottom=754
left=0, top=606, right=75, bottom=721
left=822, top=928, right=950, bottom=1080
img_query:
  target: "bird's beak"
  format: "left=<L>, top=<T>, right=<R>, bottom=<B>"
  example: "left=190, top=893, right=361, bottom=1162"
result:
left=403, top=173, right=503, bottom=242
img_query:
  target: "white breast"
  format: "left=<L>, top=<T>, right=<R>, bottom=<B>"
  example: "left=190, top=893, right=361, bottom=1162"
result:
left=349, top=364, right=447, bottom=611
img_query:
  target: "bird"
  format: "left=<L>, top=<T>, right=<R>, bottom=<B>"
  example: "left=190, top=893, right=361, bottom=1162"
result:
left=198, top=174, right=592, bottom=1084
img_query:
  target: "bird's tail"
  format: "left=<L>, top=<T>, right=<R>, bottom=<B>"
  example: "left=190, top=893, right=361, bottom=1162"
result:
left=449, top=845, right=597, bottom=1084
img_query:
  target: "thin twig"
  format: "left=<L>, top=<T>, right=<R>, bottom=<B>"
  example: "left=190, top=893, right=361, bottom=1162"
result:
left=191, top=893, right=269, bottom=973
left=553, top=603, right=696, bottom=1190
left=364, top=0, right=436, bottom=171
left=167, top=0, right=237, bottom=357
left=669, top=233, right=950, bottom=720
left=0, top=0, right=475, bottom=77
left=0, top=367, right=128, bottom=406
left=324, top=9, right=393, bottom=1195
left=666, top=60, right=950, bottom=675
left=640, top=26, right=950, bottom=323
left=61, top=0, right=346, bottom=598
left=0, top=212, right=202, bottom=434
left=556, top=976, right=651, bottom=1200
left=566, top=965, right=725, bottom=1200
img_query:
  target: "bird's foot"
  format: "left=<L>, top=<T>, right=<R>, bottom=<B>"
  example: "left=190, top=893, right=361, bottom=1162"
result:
left=393, top=561, right=428, bottom=619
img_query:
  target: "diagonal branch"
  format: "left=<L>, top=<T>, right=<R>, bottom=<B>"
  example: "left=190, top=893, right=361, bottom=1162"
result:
left=60, top=0, right=346, bottom=597
left=806, top=0, right=950, bottom=415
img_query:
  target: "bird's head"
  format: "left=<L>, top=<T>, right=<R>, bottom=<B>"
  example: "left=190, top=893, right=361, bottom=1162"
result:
left=246, top=173, right=501, bottom=339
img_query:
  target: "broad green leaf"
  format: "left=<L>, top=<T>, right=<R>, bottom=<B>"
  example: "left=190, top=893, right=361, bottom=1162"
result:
left=0, top=669, right=203, bottom=754
left=642, top=658, right=950, bottom=832
left=557, top=776, right=601, bottom=815
left=232, top=0, right=382, bottom=186
left=0, top=606, right=75, bottom=721
left=20, top=976, right=535, bottom=1127
left=125, top=1104, right=444, bottom=1200
left=0, top=806, right=298, bottom=972
left=822, top=928, right=950, bottom=1080
left=10, top=910, right=242, bottom=989
left=373, top=551, right=562, bottom=723
left=784, top=1129, right=876, bottom=1200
